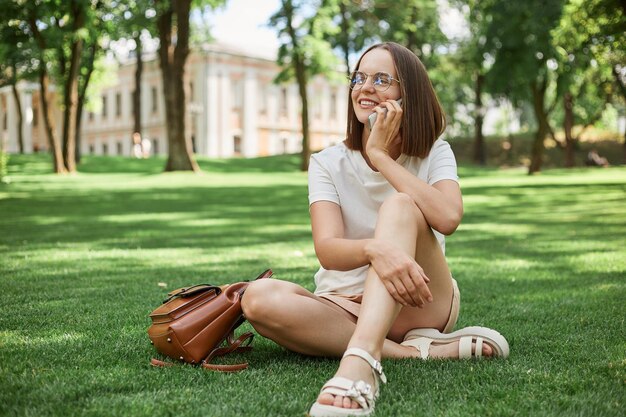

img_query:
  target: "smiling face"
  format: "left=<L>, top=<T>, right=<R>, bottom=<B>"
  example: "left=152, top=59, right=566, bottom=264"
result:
left=350, top=48, right=402, bottom=126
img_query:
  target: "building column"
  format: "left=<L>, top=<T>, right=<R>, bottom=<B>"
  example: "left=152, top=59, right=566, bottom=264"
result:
left=242, top=68, right=258, bottom=157
left=6, top=88, right=18, bottom=153
left=20, top=89, right=33, bottom=153
left=219, top=69, right=232, bottom=158
left=205, top=56, right=220, bottom=158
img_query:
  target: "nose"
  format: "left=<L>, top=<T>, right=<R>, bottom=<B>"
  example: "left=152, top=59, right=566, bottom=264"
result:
left=361, top=75, right=376, bottom=92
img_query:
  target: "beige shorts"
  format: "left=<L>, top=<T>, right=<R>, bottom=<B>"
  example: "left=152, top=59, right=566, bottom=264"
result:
left=320, top=278, right=460, bottom=338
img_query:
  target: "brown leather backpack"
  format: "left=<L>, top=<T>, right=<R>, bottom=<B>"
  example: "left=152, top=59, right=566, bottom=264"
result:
left=148, top=269, right=272, bottom=372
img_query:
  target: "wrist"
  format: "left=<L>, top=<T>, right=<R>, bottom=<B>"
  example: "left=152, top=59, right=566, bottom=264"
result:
left=363, top=239, right=379, bottom=263
left=369, top=149, right=393, bottom=170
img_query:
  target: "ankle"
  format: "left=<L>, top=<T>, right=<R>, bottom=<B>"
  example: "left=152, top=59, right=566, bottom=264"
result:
left=346, top=341, right=381, bottom=360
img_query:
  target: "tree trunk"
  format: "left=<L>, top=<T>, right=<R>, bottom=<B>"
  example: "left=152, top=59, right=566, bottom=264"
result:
left=529, top=80, right=550, bottom=174
left=283, top=0, right=310, bottom=171
left=28, top=12, right=65, bottom=173
left=156, top=0, right=198, bottom=172
left=339, top=1, right=351, bottom=76
left=612, top=65, right=626, bottom=164
left=11, top=83, right=24, bottom=154
left=133, top=32, right=143, bottom=142
left=563, top=92, right=575, bottom=168
left=39, top=70, right=66, bottom=174
left=61, top=2, right=86, bottom=173
left=75, top=41, right=97, bottom=164
left=296, top=64, right=310, bottom=171
left=473, top=73, right=486, bottom=165
left=62, top=38, right=83, bottom=172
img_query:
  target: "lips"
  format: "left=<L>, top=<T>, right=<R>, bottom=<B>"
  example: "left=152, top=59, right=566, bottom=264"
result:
left=358, top=99, right=379, bottom=108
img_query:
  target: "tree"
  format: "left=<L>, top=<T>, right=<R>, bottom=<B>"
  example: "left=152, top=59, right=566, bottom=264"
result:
left=271, top=0, right=339, bottom=171
left=484, top=0, right=565, bottom=174
left=23, top=1, right=67, bottom=174
left=118, top=0, right=156, bottom=154
left=155, top=0, right=225, bottom=172
left=547, top=0, right=623, bottom=167
left=448, top=0, right=495, bottom=165
left=322, top=0, right=379, bottom=75
left=0, top=3, right=35, bottom=154
left=18, top=0, right=116, bottom=173
left=376, top=0, right=446, bottom=70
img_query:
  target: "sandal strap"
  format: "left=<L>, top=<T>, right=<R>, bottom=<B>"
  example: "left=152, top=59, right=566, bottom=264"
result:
left=475, top=337, right=483, bottom=358
left=409, top=337, right=434, bottom=359
left=319, top=377, right=373, bottom=410
left=459, top=336, right=485, bottom=359
left=343, top=347, right=387, bottom=384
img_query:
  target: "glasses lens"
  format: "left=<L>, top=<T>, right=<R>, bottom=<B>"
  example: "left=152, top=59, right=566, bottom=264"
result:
left=373, top=73, right=392, bottom=91
left=349, top=71, right=366, bottom=90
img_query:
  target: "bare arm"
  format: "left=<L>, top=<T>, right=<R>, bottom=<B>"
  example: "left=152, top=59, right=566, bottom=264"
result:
left=310, top=201, right=372, bottom=271
left=310, top=200, right=432, bottom=307
left=370, top=153, right=462, bottom=235
left=366, top=100, right=463, bottom=235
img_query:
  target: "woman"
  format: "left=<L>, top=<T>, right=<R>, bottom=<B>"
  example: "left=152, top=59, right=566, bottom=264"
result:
left=241, top=42, right=509, bottom=417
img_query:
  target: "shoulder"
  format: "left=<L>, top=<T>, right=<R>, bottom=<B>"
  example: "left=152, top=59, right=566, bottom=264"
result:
left=310, top=142, right=350, bottom=166
left=430, top=138, right=453, bottom=154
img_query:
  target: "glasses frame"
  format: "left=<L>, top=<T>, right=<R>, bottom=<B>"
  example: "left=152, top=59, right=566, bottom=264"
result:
left=348, top=71, right=401, bottom=92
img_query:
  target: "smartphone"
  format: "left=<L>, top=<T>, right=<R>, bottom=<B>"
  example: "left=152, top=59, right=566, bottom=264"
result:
left=368, top=99, right=402, bottom=129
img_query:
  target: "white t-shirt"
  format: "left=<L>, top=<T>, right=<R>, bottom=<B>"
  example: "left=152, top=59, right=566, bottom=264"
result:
left=308, top=139, right=459, bottom=296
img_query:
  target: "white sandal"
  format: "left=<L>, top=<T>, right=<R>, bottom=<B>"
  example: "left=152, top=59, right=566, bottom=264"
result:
left=309, top=347, right=387, bottom=417
left=401, top=326, right=510, bottom=359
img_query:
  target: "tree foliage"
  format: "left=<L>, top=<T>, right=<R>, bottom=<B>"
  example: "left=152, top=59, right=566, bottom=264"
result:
left=271, top=0, right=339, bottom=171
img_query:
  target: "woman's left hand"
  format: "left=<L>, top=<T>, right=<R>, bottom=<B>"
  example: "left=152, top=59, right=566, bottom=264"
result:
left=365, top=99, right=403, bottom=159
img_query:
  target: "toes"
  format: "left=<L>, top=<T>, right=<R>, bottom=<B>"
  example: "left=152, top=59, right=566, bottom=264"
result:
left=342, top=397, right=353, bottom=409
left=482, top=343, right=494, bottom=357
left=317, top=393, right=335, bottom=406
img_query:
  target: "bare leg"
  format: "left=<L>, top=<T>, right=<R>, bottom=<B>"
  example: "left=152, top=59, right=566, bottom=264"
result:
left=318, top=193, right=491, bottom=410
left=242, top=278, right=412, bottom=358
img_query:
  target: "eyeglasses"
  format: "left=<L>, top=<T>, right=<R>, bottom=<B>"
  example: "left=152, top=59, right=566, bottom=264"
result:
left=348, top=71, right=401, bottom=92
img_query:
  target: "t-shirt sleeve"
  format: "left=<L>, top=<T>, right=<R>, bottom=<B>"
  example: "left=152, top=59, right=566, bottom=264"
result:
left=308, top=153, right=340, bottom=206
left=427, top=140, right=459, bottom=185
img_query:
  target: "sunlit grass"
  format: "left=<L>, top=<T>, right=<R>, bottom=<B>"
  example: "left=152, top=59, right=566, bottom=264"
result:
left=1, top=154, right=625, bottom=417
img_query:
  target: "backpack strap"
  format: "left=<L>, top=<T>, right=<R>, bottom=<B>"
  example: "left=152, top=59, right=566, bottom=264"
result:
left=201, top=331, right=254, bottom=372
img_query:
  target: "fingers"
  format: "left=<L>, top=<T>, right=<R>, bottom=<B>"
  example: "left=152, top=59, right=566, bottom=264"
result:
left=382, top=266, right=432, bottom=308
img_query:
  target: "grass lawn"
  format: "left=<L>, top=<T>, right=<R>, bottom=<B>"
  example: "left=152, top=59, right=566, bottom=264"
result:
left=1, top=154, right=625, bottom=417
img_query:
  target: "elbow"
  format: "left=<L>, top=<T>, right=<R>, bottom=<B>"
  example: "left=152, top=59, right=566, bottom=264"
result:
left=314, top=243, right=334, bottom=270
left=436, top=209, right=463, bottom=236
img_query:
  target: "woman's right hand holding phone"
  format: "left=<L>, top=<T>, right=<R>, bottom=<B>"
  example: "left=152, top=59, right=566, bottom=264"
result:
left=365, top=99, right=403, bottom=164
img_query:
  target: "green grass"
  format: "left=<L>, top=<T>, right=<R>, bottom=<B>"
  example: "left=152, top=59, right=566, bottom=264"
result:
left=1, top=154, right=625, bottom=417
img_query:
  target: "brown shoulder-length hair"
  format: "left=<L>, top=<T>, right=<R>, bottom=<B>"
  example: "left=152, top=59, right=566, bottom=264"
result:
left=346, top=42, right=446, bottom=158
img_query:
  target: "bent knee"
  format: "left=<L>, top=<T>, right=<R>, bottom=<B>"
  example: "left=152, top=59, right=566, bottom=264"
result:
left=379, top=192, right=427, bottom=226
left=241, top=279, right=291, bottom=323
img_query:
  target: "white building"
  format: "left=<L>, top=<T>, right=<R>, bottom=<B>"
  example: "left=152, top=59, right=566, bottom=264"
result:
left=0, top=43, right=348, bottom=158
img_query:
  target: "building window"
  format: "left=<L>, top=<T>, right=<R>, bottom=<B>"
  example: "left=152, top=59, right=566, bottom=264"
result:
left=152, top=138, right=159, bottom=154
left=233, top=135, right=242, bottom=155
left=102, top=95, right=108, bottom=118
left=33, top=107, right=38, bottom=126
left=89, top=144, right=95, bottom=155
left=280, top=88, right=288, bottom=117
left=151, top=87, right=158, bottom=113
left=102, top=143, right=108, bottom=155
left=115, top=92, right=121, bottom=117
left=116, top=141, right=123, bottom=155
left=189, top=82, right=194, bottom=102
left=330, top=91, right=337, bottom=119
left=88, top=111, right=94, bottom=122
left=191, top=135, right=197, bottom=153
left=3, top=113, right=7, bottom=130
